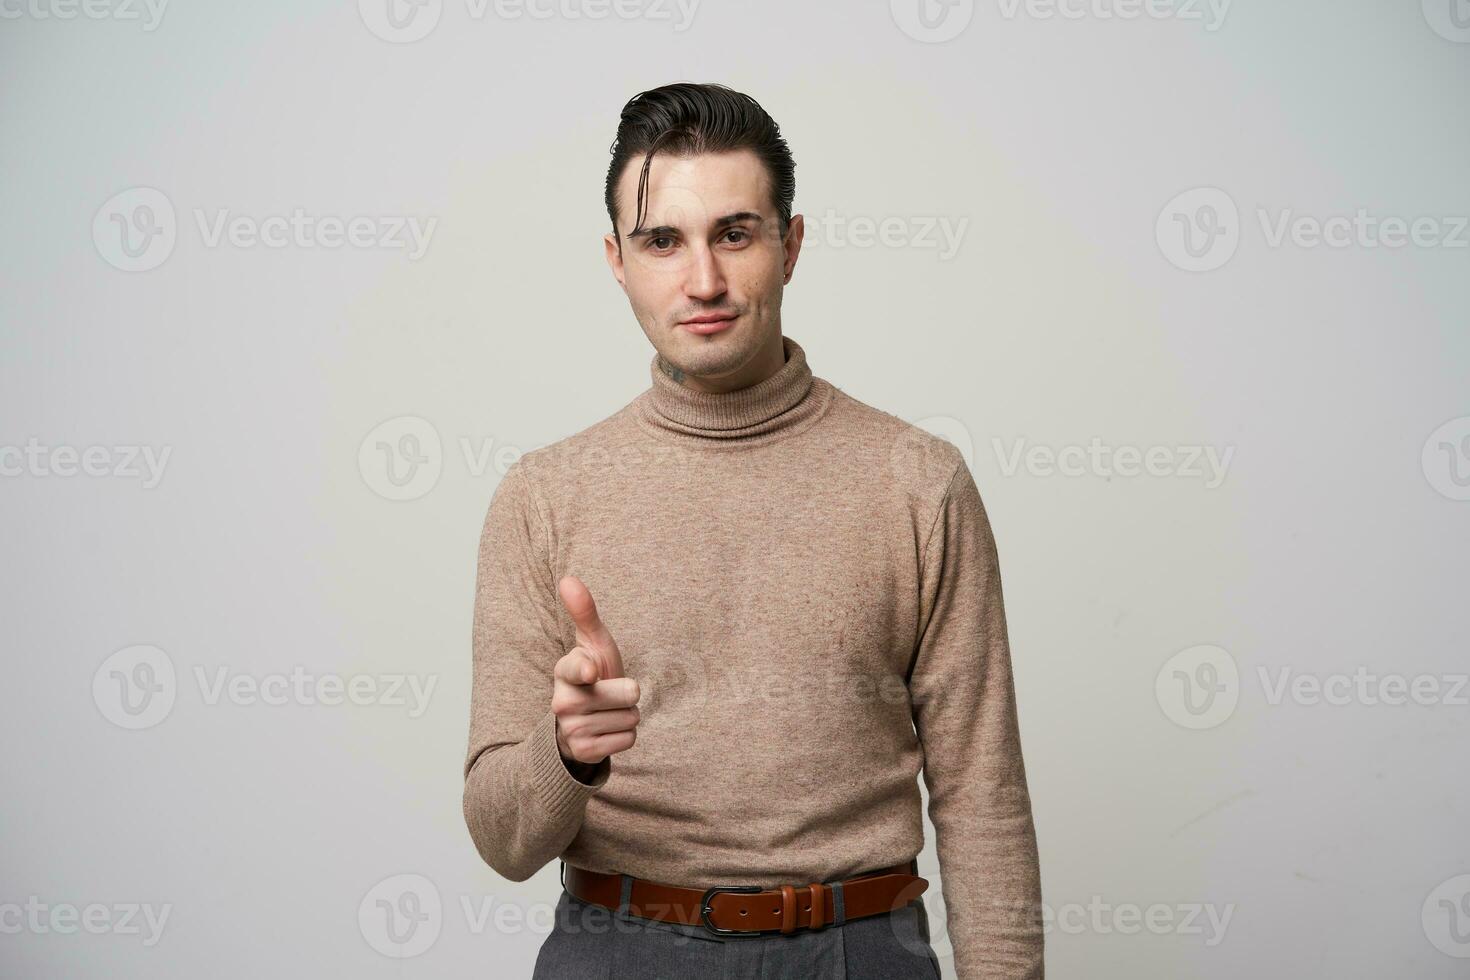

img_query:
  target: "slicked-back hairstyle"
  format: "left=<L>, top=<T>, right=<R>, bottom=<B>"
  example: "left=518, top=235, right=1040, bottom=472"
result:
left=604, top=82, right=796, bottom=252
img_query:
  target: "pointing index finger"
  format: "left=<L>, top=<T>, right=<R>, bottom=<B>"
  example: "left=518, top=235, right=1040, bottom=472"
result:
left=557, top=574, right=625, bottom=679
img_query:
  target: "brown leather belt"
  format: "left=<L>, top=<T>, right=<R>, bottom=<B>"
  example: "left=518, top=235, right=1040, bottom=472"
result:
left=560, top=860, right=929, bottom=938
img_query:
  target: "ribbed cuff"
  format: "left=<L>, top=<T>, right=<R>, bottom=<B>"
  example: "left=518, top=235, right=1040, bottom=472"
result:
left=527, top=709, right=608, bottom=820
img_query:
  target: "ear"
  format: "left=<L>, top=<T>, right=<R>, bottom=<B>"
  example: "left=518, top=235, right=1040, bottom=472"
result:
left=781, top=213, right=805, bottom=284
left=604, top=231, right=627, bottom=293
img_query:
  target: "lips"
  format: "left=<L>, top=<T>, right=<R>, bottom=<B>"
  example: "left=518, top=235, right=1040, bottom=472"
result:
left=678, top=313, right=739, bottom=335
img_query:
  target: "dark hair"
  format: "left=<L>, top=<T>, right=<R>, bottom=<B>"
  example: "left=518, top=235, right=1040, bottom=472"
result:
left=604, top=82, right=796, bottom=251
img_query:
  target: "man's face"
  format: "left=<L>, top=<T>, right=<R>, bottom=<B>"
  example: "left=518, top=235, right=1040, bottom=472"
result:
left=604, top=149, right=804, bottom=391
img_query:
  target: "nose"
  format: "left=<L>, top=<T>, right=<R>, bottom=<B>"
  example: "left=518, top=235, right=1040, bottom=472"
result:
left=683, top=241, right=727, bottom=303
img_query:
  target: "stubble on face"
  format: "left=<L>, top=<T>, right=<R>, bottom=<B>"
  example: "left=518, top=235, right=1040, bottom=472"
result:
left=611, top=150, right=798, bottom=392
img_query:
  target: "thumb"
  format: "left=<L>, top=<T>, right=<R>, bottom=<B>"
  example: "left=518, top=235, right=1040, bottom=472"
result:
left=557, top=574, right=625, bottom=680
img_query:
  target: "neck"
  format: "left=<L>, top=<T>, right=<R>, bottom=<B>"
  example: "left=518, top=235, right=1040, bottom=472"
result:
left=655, top=332, right=787, bottom=395
left=636, top=333, right=834, bottom=445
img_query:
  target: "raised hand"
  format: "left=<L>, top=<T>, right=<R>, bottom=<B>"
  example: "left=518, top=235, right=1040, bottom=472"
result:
left=552, top=575, right=641, bottom=772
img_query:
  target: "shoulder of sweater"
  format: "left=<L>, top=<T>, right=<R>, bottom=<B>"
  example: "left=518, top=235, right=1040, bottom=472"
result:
left=822, top=382, right=969, bottom=502
left=511, top=395, right=646, bottom=478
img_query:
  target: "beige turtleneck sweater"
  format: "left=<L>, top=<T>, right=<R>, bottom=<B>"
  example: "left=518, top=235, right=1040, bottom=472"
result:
left=462, top=334, right=1044, bottom=978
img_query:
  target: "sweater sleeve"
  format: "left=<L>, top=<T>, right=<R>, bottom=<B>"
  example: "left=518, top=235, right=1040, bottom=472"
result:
left=462, top=458, right=610, bottom=882
left=910, top=458, right=1045, bottom=979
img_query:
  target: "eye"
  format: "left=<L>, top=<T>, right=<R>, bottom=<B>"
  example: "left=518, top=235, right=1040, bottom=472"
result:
left=649, top=235, right=675, bottom=251
left=722, top=229, right=750, bottom=245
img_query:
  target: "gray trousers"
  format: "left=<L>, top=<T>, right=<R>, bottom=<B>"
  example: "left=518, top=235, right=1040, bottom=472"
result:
left=532, top=871, right=944, bottom=979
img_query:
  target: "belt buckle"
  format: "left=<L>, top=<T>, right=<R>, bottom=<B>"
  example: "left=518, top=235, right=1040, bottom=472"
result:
left=699, top=884, right=765, bottom=938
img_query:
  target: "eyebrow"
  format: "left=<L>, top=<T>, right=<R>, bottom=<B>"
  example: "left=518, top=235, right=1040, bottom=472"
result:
left=626, top=211, right=765, bottom=242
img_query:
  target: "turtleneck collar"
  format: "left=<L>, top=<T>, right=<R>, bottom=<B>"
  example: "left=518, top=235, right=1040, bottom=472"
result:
left=634, top=333, right=834, bottom=446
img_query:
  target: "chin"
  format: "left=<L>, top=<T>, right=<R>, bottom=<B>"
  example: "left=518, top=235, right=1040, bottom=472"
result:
left=665, top=329, right=750, bottom=372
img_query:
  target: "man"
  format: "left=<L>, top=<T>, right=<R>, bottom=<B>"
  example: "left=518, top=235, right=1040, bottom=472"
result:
left=462, top=81, right=1044, bottom=979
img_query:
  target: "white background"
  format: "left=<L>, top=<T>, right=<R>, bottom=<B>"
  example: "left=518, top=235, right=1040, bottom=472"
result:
left=2, top=0, right=1468, bottom=977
